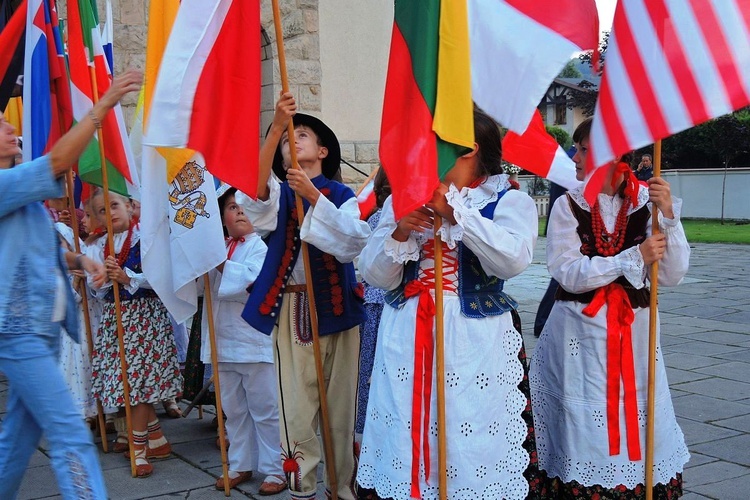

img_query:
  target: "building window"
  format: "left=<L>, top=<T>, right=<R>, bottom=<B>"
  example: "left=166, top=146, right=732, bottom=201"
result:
left=555, top=102, right=567, bottom=125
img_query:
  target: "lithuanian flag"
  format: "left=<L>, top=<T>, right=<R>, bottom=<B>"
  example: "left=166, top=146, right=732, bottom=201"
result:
left=380, top=0, right=474, bottom=220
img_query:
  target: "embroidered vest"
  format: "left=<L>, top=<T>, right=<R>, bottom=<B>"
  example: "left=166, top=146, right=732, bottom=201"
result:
left=384, top=190, right=518, bottom=318
left=104, top=241, right=157, bottom=302
left=242, top=176, right=366, bottom=336
left=555, top=194, right=651, bottom=308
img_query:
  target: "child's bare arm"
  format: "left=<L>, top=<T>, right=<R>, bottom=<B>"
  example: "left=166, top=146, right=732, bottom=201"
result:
left=258, top=92, right=296, bottom=200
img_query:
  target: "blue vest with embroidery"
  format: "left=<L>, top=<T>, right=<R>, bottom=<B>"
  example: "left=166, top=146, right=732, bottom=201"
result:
left=242, top=176, right=366, bottom=336
left=384, top=189, right=518, bottom=318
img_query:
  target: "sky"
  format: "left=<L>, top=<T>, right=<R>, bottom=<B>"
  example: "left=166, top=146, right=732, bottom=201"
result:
left=596, top=0, right=617, bottom=38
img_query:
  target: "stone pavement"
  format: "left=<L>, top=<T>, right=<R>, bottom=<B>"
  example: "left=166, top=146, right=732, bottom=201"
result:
left=2, top=239, right=749, bottom=499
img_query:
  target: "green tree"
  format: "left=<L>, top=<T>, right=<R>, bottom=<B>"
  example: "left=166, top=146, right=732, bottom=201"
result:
left=567, top=31, right=609, bottom=117
left=545, top=125, right=572, bottom=150
left=558, top=60, right=582, bottom=79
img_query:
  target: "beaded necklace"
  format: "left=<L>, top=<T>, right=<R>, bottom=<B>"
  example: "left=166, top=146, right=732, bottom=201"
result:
left=591, top=197, right=631, bottom=256
left=104, top=224, right=134, bottom=268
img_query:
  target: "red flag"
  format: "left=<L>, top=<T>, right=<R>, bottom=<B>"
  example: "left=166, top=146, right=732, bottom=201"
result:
left=587, top=0, right=750, bottom=203
left=0, top=0, right=26, bottom=111
left=502, top=110, right=579, bottom=190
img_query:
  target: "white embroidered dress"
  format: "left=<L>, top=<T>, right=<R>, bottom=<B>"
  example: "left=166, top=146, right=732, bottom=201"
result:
left=530, top=186, right=691, bottom=490
left=357, top=175, right=538, bottom=500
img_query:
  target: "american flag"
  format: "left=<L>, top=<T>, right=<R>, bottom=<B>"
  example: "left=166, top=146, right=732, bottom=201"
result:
left=587, top=0, right=750, bottom=202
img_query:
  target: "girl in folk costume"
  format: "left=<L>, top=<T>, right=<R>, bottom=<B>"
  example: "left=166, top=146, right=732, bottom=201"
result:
left=200, top=187, right=287, bottom=495
left=357, top=109, right=542, bottom=500
left=88, top=191, right=183, bottom=478
left=238, top=93, right=370, bottom=500
left=53, top=222, right=98, bottom=420
left=529, top=117, right=690, bottom=498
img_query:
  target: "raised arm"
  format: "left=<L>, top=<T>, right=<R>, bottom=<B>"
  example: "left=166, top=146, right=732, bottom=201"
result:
left=258, top=92, right=296, bottom=200
left=48, top=70, right=142, bottom=178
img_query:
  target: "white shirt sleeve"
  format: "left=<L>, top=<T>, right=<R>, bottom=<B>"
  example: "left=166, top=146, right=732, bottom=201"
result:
left=358, top=196, right=411, bottom=292
left=217, top=237, right=268, bottom=302
left=445, top=188, right=538, bottom=280
left=651, top=197, right=691, bottom=286
left=235, top=178, right=281, bottom=238
left=300, top=195, right=371, bottom=263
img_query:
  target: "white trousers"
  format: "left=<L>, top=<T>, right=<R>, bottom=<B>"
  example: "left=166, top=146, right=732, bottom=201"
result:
left=218, top=362, right=283, bottom=476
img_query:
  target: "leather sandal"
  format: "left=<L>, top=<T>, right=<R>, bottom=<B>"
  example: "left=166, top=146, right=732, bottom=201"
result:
left=133, top=445, right=153, bottom=478
left=259, top=474, right=287, bottom=496
left=123, top=441, right=172, bottom=460
left=162, top=399, right=183, bottom=418
left=215, top=470, right=253, bottom=490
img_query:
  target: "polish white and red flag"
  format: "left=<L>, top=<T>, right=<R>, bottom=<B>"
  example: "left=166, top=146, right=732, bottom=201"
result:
left=468, top=0, right=599, bottom=134
left=356, top=176, right=377, bottom=221
left=144, top=0, right=260, bottom=198
left=502, top=110, right=580, bottom=190
left=586, top=0, right=750, bottom=203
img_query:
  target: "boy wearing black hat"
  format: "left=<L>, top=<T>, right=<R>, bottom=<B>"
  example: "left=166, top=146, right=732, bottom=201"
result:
left=237, top=93, right=369, bottom=500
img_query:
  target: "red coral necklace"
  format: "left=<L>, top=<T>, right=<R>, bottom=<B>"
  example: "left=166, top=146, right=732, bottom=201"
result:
left=104, top=224, right=134, bottom=268
left=591, top=197, right=631, bottom=257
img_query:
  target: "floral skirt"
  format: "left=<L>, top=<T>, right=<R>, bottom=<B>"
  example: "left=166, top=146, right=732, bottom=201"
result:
left=536, top=472, right=683, bottom=499
left=91, top=297, right=183, bottom=407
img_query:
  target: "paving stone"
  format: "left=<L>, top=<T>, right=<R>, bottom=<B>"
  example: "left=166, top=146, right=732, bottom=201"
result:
left=663, top=352, right=726, bottom=370
left=719, top=310, right=750, bottom=324
left=695, top=361, right=750, bottom=382
left=691, top=434, right=750, bottom=467
left=665, top=341, right=746, bottom=357
left=681, top=492, right=715, bottom=500
left=689, top=471, right=750, bottom=500
left=103, top=461, right=216, bottom=500
left=683, top=460, right=750, bottom=488
left=673, top=394, right=750, bottom=422
left=16, top=465, right=59, bottom=499
left=674, top=377, right=750, bottom=401
left=668, top=305, right=742, bottom=319
left=676, top=417, right=741, bottom=446
left=684, top=452, right=720, bottom=469
left=713, top=414, right=750, bottom=433
left=666, top=367, right=713, bottom=385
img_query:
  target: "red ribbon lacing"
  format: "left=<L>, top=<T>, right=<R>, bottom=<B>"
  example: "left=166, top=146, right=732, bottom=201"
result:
left=582, top=283, right=641, bottom=461
left=226, top=236, right=245, bottom=260
left=405, top=239, right=457, bottom=499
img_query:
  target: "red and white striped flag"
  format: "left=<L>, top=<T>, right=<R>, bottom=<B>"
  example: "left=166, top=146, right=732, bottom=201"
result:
left=587, top=0, right=750, bottom=202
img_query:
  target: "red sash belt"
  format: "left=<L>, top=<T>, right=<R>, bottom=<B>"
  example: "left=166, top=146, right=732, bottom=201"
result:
left=404, top=279, right=435, bottom=499
left=582, top=282, right=642, bottom=461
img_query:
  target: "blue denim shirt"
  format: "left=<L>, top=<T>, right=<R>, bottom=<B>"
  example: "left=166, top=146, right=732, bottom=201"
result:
left=0, top=156, right=79, bottom=358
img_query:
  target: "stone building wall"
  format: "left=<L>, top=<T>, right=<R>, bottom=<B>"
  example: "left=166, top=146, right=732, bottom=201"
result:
left=57, top=0, right=387, bottom=189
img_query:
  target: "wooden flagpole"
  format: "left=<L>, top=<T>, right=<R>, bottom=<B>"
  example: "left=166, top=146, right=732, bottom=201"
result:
left=645, top=139, right=662, bottom=500
left=89, top=67, right=136, bottom=477
left=354, top=165, right=379, bottom=197
left=64, top=171, right=109, bottom=453
left=203, top=275, right=231, bottom=496
left=271, top=1, right=339, bottom=497
left=433, top=218, right=448, bottom=500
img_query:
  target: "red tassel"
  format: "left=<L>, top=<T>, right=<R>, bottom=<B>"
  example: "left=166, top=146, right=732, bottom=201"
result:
left=283, top=457, right=300, bottom=474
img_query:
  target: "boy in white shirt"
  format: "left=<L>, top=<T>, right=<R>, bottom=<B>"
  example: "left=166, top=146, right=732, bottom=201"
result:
left=202, top=187, right=286, bottom=495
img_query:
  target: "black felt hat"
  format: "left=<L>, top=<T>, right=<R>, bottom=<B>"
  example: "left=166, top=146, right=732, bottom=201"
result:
left=270, top=113, right=341, bottom=182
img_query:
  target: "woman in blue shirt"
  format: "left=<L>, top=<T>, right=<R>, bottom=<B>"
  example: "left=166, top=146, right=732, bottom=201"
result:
left=0, top=70, right=141, bottom=499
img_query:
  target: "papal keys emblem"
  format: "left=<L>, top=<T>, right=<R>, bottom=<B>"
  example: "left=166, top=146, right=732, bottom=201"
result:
left=170, top=160, right=211, bottom=229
